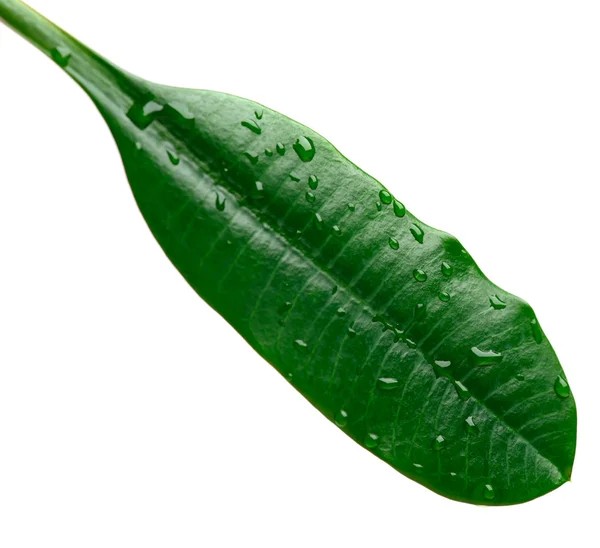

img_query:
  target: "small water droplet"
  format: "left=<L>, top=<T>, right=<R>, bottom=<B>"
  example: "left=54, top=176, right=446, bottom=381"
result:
left=433, top=434, right=445, bottom=450
left=410, top=223, right=424, bottom=244
left=276, top=143, right=286, bottom=155
left=215, top=192, right=226, bottom=211
left=393, top=200, right=406, bottom=217
left=388, top=237, right=400, bottom=250
left=135, top=142, right=143, bottom=150
left=305, top=191, right=316, bottom=203
left=439, top=291, right=451, bottom=302
left=433, top=360, right=452, bottom=378
left=450, top=472, right=458, bottom=477
left=335, top=409, right=348, bottom=427
left=331, top=225, right=342, bottom=236
left=313, top=213, right=324, bottom=230
left=127, top=99, right=164, bottom=129
left=167, top=149, right=180, bottom=165
left=471, top=346, right=503, bottom=366
left=294, top=339, right=308, bottom=352
left=414, top=303, right=426, bottom=320
left=441, top=262, right=453, bottom=277
left=243, top=151, right=259, bottom=165
left=454, top=380, right=470, bottom=400
left=293, top=136, right=316, bottom=162
left=331, top=285, right=338, bottom=295
left=51, top=45, right=71, bottom=67
left=489, top=294, right=506, bottom=310
left=377, top=377, right=399, bottom=390
left=364, top=433, right=379, bottom=448
left=465, top=416, right=477, bottom=431
left=376, top=202, right=382, bottom=212
left=413, top=463, right=424, bottom=470
left=336, top=308, right=347, bottom=316
left=516, top=373, right=525, bottom=381
left=483, top=484, right=495, bottom=501
left=289, top=172, right=301, bottom=182
left=241, top=119, right=262, bottom=134
left=308, top=175, right=319, bottom=190
left=405, top=338, right=416, bottom=348
left=555, top=375, right=570, bottom=398
left=252, top=181, right=265, bottom=199
left=264, top=148, right=273, bottom=157
left=531, top=318, right=543, bottom=343
left=413, top=269, right=427, bottom=282
left=287, top=372, right=294, bottom=379
left=379, top=190, right=392, bottom=204
left=255, top=109, right=263, bottom=120
left=348, top=203, right=356, bottom=211
left=279, top=301, right=292, bottom=315
left=347, top=327, right=357, bottom=338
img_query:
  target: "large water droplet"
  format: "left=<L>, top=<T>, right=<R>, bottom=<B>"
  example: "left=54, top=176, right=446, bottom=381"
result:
left=471, top=346, right=503, bottom=366
left=215, top=192, right=226, bottom=211
left=410, top=223, right=424, bottom=244
left=555, top=375, right=570, bottom=398
left=454, top=380, right=470, bottom=400
left=51, top=45, right=71, bottom=67
left=389, top=237, right=400, bottom=250
left=313, top=213, right=324, bottom=230
left=441, top=262, right=453, bottom=277
left=293, top=136, right=316, bottom=162
left=489, top=294, right=506, bottom=310
left=377, top=377, right=399, bottom=390
left=483, top=484, right=495, bottom=501
left=241, top=119, right=262, bottom=134
left=264, top=148, right=273, bottom=157
left=413, top=269, right=427, bottom=282
left=433, top=360, right=452, bottom=378
left=167, top=149, right=180, bottom=165
left=335, top=409, right=348, bottom=427
left=531, top=318, right=543, bottom=343
left=364, top=432, right=379, bottom=448
left=164, top=101, right=195, bottom=129
left=433, top=434, right=445, bottom=451
left=294, top=339, right=308, bottom=352
left=127, top=99, right=164, bottom=129
left=243, top=151, right=259, bottom=165
left=393, top=200, right=406, bottom=217
left=276, top=143, right=286, bottom=155
left=379, top=190, right=392, bottom=204
left=306, top=191, right=316, bottom=203
left=308, top=175, right=319, bottom=190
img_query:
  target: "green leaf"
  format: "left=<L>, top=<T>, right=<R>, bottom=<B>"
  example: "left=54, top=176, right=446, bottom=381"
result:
left=0, top=0, right=576, bottom=505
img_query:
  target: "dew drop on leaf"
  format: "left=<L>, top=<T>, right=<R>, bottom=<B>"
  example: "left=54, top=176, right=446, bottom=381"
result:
left=531, top=318, right=543, bottom=344
left=294, top=339, right=308, bottom=352
left=471, top=346, right=503, bottom=366
left=331, top=225, right=342, bottom=236
left=454, top=380, right=470, bottom=400
left=305, top=191, right=316, bottom=203
left=483, top=484, right=495, bottom=500
left=364, top=432, right=379, bottom=448
left=441, top=261, right=453, bottom=277
left=264, top=148, right=273, bottom=157
left=308, top=175, right=319, bottom=190
left=555, top=375, right=570, bottom=398
left=433, top=434, right=445, bottom=451
left=241, top=119, right=262, bottom=134
left=489, top=294, right=506, bottom=310
left=377, top=377, right=399, bottom=390
left=335, top=409, right=348, bottom=427
left=254, top=109, right=263, bottom=120
left=388, top=237, right=399, bottom=250
left=439, top=291, right=451, bottom=302
left=276, top=142, right=286, bottom=155
left=347, top=203, right=356, bottom=212
left=313, top=213, right=324, bottom=230
left=51, top=45, right=71, bottom=67
left=465, top=416, right=477, bottom=432
left=252, top=181, right=265, bottom=199
left=413, top=269, right=427, bottom=282
left=167, top=149, right=180, bottom=165
left=376, top=201, right=382, bottom=212
left=293, top=136, right=316, bottom=162
left=243, top=151, right=259, bottom=165
left=215, top=192, right=226, bottom=211
left=410, top=223, right=424, bottom=244
left=379, top=189, right=392, bottom=204
left=393, top=200, right=406, bottom=217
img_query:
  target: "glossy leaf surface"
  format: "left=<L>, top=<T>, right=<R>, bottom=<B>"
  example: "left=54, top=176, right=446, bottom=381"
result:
left=0, top=0, right=576, bottom=505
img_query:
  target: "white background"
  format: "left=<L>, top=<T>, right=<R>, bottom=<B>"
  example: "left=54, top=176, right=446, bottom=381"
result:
left=0, top=1, right=598, bottom=546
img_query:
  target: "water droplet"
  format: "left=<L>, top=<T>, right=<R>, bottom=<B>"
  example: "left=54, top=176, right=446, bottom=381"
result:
left=441, top=262, right=453, bottom=277
left=413, top=269, right=427, bottom=282
left=531, top=318, right=543, bottom=344
left=348, top=203, right=356, bottom=211
left=336, top=308, right=347, bottom=316
left=388, top=237, right=400, bottom=250
left=335, top=409, right=348, bottom=427
left=465, top=416, right=477, bottom=432
left=439, top=291, right=451, bottom=302
left=279, top=301, right=292, bottom=315
left=364, top=433, right=379, bottom=448
left=454, top=380, right=470, bottom=400
left=555, top=375, right=570, bottom=398
left=164, top=101, right=195, bottom=128
left=241, top=119, right=262, bottom=134
left=489, top=294, right=506, bottom=310
left=276, top=143, right=286, bottom=155
left=376, top=202, right=382, bottom=212
left=289, top=172, right=301, bottom=182
left=264, top=148, right=273, bottom=157
left=410, top=223, right=424, bottom=244
left=127, top=99, right=164, bottom=129
left=379, top=190, right=392, bottom=204
left=313, top=213, right=324, bottom=230
left=331, top=225, right=342, bottom=236
left=293, top=136, right=316, bottom=162
left=167, top=149, right=180, bottom=165
left=243, top=151, right=259, bottom=165
left=433, top=360, right=452, bottom=378
left=252, top=181, right=265, bottom=199
left=414, top=303, right=426, bottom=320
left=483, top=484, right=495, bottom=501
left=377, top=377, right=399, bottom=390
left=347, top=327, right=357, bottom=338
left=393, top=200, right=406, bottom=217
left=331, top=285, right=338, bottom=295
left=433, top=434, right=445, bottom=450
left=51, top=46, right=71, bottom=67
left=450, top=472, right=458, bottom=477
left=135, top=142, right=143, bottom=151
left=515, top=373, right=525, bottom=381
left=308, top=175, right=319, bottom=190
left=471, top=347, right=503, bottom=366
left=405, top=338, right=416, bottom=348
left=306, top=191, right=316, bottom=203
left=215, top=192, right=226, bottom=211
left=255, top=109, right=263, bottom=119
left=294, top=339, right=308, bottom=352
left=413, top=463, right=424, bottom=470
